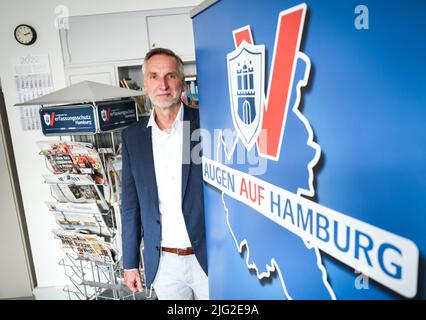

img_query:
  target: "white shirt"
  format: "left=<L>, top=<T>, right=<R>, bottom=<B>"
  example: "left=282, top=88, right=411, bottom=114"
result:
left=147, top=103, right=192, bottom=248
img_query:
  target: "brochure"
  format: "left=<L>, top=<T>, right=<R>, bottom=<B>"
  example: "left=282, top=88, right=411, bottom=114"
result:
left=44, top=173, right=109, bottom=211
left=52, top=229, right=116, bottom=264
left=38, top=141, right=107, bottom=185
left=51, top=210, right=113, bottom=237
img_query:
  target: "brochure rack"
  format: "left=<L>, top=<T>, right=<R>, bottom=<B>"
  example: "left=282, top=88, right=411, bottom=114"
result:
left=36, top=99, right=154, bottom=300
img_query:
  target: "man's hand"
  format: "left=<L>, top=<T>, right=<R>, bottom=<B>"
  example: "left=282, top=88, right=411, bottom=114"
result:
left=124, top=269, right=143, bottom=293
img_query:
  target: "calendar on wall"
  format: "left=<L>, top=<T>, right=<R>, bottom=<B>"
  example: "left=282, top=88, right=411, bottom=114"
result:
left=13, top=54, right=54, bottom=131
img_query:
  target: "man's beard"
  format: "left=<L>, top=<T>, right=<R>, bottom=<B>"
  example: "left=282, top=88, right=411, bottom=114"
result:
left=150, top=92, right=182, bottom=110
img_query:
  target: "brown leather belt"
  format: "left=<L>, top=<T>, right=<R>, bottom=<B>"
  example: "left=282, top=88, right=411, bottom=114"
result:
left=161, top=247, right=194, bottom=256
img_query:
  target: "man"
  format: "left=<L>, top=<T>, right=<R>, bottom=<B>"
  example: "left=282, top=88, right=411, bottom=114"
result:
left=120, top=48, right=208, bottom=300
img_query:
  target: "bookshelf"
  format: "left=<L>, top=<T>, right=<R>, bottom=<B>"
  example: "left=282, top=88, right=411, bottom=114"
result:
left=117, top=64, right=152, bottom=116
left=184, top=76, right=199, bottom=108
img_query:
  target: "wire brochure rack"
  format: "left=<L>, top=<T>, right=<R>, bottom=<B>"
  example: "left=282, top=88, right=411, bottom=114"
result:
left=38, top=133, right=153, bottom=300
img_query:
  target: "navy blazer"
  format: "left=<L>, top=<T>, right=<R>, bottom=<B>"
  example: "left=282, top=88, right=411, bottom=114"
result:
left=120, top=104, right=207, bottom=287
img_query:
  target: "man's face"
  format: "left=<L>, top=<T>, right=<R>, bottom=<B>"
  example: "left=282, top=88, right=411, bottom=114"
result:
left=144, top=54, right=184, bottom=110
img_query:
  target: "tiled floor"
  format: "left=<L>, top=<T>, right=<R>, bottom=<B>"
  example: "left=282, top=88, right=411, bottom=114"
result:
left=33, top=286, right=70, bottom=300
left=30, top=285, right=156, bottom=300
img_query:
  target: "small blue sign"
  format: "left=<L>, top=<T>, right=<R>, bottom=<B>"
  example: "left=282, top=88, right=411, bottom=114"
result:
left=40, top=105, right=96, bottom=136
left=96, top=99, right=137, bottom=132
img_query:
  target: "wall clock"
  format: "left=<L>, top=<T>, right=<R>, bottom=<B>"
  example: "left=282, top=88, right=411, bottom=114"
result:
left=14, top=24, right=37, bottom=45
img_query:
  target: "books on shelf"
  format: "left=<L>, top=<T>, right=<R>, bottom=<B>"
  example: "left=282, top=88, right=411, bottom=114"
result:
left=185, top=76, right=199, bottom=108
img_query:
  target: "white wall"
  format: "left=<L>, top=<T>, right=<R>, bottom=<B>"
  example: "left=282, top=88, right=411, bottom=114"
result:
left=0, top=91, right=35, bottom=299
left=0, top=0, right=202, bottom=288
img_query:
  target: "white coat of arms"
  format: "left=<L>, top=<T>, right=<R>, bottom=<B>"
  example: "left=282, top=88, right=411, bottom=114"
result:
left=227, top=41, right=265, bottom=150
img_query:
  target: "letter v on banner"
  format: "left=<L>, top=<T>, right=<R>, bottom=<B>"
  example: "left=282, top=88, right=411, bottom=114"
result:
left=233, top=4, right=308, bottom=160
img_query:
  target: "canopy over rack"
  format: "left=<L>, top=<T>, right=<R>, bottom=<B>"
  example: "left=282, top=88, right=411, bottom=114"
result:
left=14, top=80, right=143, bottom=107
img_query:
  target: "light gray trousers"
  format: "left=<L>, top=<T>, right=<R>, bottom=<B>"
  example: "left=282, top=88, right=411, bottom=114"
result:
left=152, top=251, right=209, bottom=300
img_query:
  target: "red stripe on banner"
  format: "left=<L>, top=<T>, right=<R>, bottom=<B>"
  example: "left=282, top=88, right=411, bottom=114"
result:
left=258, top=8, right=304, bottom=158
left=233, top=27, right=252, bottom=47
left=233, top=7, right=305, bottom=159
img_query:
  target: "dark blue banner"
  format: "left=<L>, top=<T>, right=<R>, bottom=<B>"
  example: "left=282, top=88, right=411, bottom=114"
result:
left=96, top=99, right=137, bottom=132
left=40, top=105, right=96, bottom=135
left=193, top=0, right=426, bottom=300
